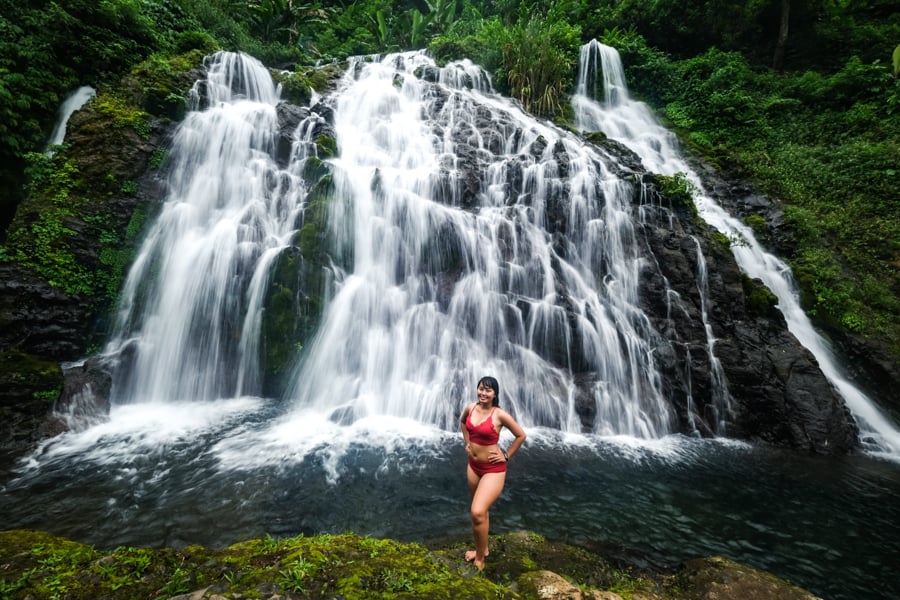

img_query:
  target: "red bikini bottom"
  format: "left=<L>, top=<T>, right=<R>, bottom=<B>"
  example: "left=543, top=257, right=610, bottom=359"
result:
left=468, top=457, right=507, bottom=476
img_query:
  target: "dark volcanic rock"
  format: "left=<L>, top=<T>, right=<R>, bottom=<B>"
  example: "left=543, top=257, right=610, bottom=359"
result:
left=0, top=82, right=177, bottom=455
left=0, top=263, right=96, bottom=360
left=634, top=194, right=858, bottom=453
left=43, top=356, right=113, bottom=436
left=688, top=154, right=898, bottom=433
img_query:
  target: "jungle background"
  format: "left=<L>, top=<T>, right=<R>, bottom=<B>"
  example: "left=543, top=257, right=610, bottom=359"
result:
left=1, top=0, right=898, bottom=369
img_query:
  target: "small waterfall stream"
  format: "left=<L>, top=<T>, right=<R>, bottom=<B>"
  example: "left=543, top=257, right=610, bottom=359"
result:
left=572, top=40, right=900, bottom=457
left=45, top=85, right=96, bottom=153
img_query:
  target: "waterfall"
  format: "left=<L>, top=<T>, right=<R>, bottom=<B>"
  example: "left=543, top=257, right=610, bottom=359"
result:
left=45, top=85, right=96, bottom=153
left=692, top=237, right=732, bottom=434
left=573, top=39, right=900, bottom=456
left=281, top=50, right=674, bottom=437
left=105, top=51, right=309, bottom=403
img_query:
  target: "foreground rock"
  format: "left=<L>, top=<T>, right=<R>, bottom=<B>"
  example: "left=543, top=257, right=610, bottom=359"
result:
left=0, top=529, right=820, bottom=600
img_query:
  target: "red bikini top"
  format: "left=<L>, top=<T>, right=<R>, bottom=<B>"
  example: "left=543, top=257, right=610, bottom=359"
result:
left=466, top=407, right=500, bottom=445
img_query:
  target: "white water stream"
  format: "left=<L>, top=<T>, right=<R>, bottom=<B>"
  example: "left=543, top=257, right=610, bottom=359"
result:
left=106, top=52, right=306, bottom=403
left=45, top=85, right=96, bottom=153
left=285, top=50, right=674, bottom=437
left=572, top=40, right=899, bottom=457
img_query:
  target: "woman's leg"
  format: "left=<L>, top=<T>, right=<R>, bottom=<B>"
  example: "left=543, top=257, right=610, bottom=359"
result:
left=465, top=466, right=486, bottom=562
left=468, top=471, right=506, bottom=570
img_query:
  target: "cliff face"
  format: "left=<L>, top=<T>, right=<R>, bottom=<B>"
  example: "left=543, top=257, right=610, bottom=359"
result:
left=0, top=52, right=197, bottom=457
left=633, top=185, right=858, bottom=452
left=692, top=159, right=900, bottom=426
left=0, top=53, right=862, bottom=458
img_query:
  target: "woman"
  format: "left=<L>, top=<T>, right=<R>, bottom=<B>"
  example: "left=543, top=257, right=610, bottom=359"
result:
left=459, top=375, right=526, bottom=571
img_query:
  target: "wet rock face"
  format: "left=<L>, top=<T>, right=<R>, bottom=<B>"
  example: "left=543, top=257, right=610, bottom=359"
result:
left=688, top=156, right=899, bottom=435
left=0, top=264, right=95, bottom=361
left=677, top=556, right=822, bottom=600
left=43, top=356, right=114, bottom=436
left=0, top=94, right=176, bottom=455
left=634, top=201, right=858, bottom=453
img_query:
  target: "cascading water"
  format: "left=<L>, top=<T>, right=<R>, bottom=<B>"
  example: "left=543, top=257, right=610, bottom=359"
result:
left=284, top=50, right=675, bottom=438
left=573, top=39, right=900, bottom=457
left=45, top=85, right=96, bottom=153
left=692, top=237, right=732, bottom=434
left=106, top=52, right=307, bottom=404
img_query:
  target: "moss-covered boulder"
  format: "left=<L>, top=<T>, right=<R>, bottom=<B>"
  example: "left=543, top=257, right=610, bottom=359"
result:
left=0, top=529, right=823, bottom=600
left=122, top=48, right=215, bottom=120
left=259, top=138, right=346, bottom=396
left=675, top=556, right=821, bottom=600
left=273, top=62, right=345, bottom=108
left=0, top=351, right=63, bottom=466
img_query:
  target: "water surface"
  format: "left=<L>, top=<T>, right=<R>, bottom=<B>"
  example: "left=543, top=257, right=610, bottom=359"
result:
left=2, top=401, right=897, bottom=600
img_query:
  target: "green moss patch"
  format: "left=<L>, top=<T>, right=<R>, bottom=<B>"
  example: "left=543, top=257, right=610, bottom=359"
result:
left=0, top=529, right=822, bottom=600
left=0, top=352, right=63, bottom=410
left=0, top=531, right=506, bottom=600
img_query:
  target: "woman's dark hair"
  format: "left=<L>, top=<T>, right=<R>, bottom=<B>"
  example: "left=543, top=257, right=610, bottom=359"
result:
left=478, top=376, right=500, bottom=406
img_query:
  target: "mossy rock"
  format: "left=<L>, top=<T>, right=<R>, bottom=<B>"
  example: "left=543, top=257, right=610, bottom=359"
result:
left=301, top=155, right=330, bottom=183
left=585, top=131, right=609, bottom=144
left=741, top=274, right=781, bottom=320
left=651, top=173, right=698, bottom=219
left=743, top=213, right=767, bottom=238
left=259, top=160, right=343, bottom=395
left=0, top=530, right=511, bottom=600
left=273, top=63, right=345, bottom=107
left=0, top=351, right=62, bottom=408
left=315, top=134, right=338, bottom=159
left=0, top=529, right=823, bottom=600
left=261, top=247, right=310, bottom=394
left=273, top=69, right=316, bottom=107
left=123, top=49, right=211, bottom=121
left=675, top=556, right=820, bottom=600
left=432, top=531, right=659, bottom=596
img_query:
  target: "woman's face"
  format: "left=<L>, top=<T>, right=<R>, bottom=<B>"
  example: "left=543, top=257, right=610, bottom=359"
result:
left=476, top=383, right=496, bottom=404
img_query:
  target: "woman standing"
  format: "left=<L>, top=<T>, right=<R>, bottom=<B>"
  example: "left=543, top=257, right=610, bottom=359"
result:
left=460, top=376, right=526, bottom=570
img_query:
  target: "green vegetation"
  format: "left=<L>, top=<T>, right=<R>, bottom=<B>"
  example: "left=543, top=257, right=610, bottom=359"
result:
left=0, top=528, right=817, bottom=600
left=3, top=151, right=94, bottom=295
left=633, top=41, right=899, bottom=350
left=0, top=529, right=511, bottom=599
left=652, top=172, right=698, bottom=218
left=0, top=0, right=896, bottom=361
left=0, top=351, right=64, bottom=403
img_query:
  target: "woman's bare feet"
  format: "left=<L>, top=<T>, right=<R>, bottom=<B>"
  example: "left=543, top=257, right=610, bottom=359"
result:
left=465, top=549, right=488, bottom=565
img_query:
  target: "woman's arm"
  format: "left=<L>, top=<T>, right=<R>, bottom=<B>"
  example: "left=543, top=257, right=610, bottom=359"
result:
left=460, top=403, right=472, bottom=452
left=499, top=410, right=526, bottom=460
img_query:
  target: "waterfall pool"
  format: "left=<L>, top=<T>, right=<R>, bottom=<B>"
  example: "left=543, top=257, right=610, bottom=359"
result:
left=2, top=400, right=897, bottom=600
